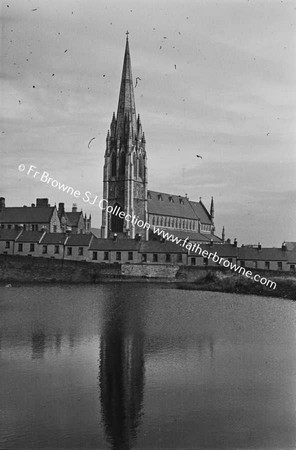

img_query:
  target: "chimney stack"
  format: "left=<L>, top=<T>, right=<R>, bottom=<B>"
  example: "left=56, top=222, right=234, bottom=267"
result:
left=258, top=242, right=262, bottom=250
left=72, top=203, right=77, bottom=212
left=0, top=197, right=5, bottom=212
left=58, top=202, right=65, bottom=216
left=36, top=198, right=49, bottom=207
left=281, top=241, right=287, bottom=251
left=233, top=238, right=237, bottom=247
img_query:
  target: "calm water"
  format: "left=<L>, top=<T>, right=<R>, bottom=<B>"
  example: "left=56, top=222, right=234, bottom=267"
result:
left=0, top=284, right=296, bottom=450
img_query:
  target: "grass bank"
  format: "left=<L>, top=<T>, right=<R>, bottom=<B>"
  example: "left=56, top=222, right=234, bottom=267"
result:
left=177, top=272, right=296, bottom=300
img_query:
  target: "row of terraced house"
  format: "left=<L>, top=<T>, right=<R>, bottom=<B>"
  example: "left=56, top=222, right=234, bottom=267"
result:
left=1, top=228, right=296, bottom=272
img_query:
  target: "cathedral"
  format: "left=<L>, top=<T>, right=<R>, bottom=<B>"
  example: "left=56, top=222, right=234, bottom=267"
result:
left=101, top=34, right=222, bottom=245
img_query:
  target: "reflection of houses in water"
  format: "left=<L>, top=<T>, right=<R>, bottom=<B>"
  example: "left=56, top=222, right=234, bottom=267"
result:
left=144, top=334, right=215, bottom=360
left=31, top=330, right=46, bottom=359
left=99, top=295, right=145, bottom=450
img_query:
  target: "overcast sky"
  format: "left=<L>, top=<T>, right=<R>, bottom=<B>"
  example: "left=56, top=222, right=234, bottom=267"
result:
left=1, top=0, right=296, bottom=246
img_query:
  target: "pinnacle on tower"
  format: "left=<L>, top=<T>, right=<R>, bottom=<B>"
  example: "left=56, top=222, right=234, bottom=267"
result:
left=210, top=196, right=214, bottom=220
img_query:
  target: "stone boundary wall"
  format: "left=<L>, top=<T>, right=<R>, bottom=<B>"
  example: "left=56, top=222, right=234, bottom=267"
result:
left=0, top=254, right=294, bottom=284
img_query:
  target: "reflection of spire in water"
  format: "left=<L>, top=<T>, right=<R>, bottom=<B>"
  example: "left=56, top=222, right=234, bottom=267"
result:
left=99, top=293, right=145, bottom=450
left=31, top=330, right=45, bottom=359
left=55, top=332, right=62, bottom=353
left=69, top=329, right=75, bottom=349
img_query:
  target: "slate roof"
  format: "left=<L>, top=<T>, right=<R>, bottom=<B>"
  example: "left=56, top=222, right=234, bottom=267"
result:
left=188, top=243, right=238, bottom=257
left=287, top=251, right=296, bottom=264
left=66, top=234, right=93, bottom=246
left=147, top=190, right=212, bottom=225
left=89, top=238, right=141, bottom=251
left=188, top=200, right=212, bottom=225
left=151, top=227, right=221, bottom=243
left=0, top=207, right=55, bottom=224
left=40, top=233, right=68, bottom=245
left=237, top=247, right=289, bottom=261
left=285, top=242, right=296, bottom=251
left=140, top=241, right=186, bottom=254
left=0, top=229, right=22, bottom=241
left=65, top=211, right=83, bottom=227
left=90, top=227, right=101, bottom=238
left=15, top=231, right=45, bottom=243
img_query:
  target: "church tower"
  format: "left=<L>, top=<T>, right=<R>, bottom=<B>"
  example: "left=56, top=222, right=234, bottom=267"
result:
left=101, top=33, right=148, bottom=240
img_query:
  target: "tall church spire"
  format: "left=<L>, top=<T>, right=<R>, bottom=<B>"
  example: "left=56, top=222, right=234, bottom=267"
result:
left=116, top=32, right=137, bottom=140
left=101, top=34, right=148, bottom=240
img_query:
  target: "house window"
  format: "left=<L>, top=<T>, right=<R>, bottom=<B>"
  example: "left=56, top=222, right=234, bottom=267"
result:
left=103, top=251, right=109, bottom=261
left=1, top=224, right=4, bottom=229
left=54, top=245, right=59, bottom=254
left=8, top=224, right=12, bottom=229
left=290, top=264, right=295, bottom=272
left=142, top=253, right=147, bottom=262
left=153, top=253, right=158, bottom=262
left=5, top=241, right=10, bottom=249
left=42, top=245, right=47, bottom=254
left=254, top=260, right=258, bottom=269
left=30, top=243, right=35, bottom=252
left=228, top=258, right=232, bottom=263
left=240, top=260, right=245, bottom=267
left=92, top=251, right=98, bottom=260
left=78, top=247, right=83, bottom=256
left=166, top=253, right=171, bottom=262
left=53, top=225, right=57, bottom=232
left=203, top=257, right=208, bottom=266
left=177, top=253, right=182, bottom=262
left=191, top=257, right=196, bottom=266
left=116, top=251, right=121, bottom=261
left=128, top=251, right=133, bottom=261
left=67, top=247, right=72, bottom=256
left=277, top=261, right=282, bottom=270
left=18, top=243, right=23, bottom=252
left=265, top=261, right=270, bottom=270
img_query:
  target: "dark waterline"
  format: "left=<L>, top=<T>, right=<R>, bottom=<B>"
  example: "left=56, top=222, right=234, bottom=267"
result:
left=0, top=284, right=295, bottom=449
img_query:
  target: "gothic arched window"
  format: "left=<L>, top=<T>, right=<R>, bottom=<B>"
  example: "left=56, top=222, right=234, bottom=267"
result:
left=133, top=152, right=138, bottom=178
left=120, top=151, right=126, bottom=175
left=139, top=157, right=144, bottom=179
left=111, top=202, right=124, bottom=232
left=111, top=152, right=116, bottom=177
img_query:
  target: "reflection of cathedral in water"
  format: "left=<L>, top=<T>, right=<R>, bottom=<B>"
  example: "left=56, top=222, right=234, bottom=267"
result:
left=99, top=295, right=145, bottom=450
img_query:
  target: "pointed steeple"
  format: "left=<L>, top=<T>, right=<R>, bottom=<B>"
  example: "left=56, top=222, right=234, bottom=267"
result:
left=116, top=32, right=137, bottom=140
